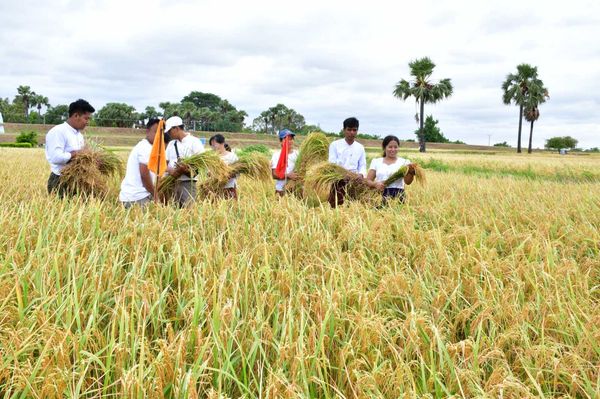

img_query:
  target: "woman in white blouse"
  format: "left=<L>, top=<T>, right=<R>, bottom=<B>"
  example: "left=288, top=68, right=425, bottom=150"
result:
left=366, top=135, right=415, bottom=203
left=209, top=134, right=239, bottom=199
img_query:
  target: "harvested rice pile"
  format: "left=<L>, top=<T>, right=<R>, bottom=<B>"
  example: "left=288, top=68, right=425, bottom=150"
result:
left=59, top=147, right=123, bottom=197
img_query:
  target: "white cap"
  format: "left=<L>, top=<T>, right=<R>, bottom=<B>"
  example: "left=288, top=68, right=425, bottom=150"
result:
left=165, top=116, right=183, bottom=133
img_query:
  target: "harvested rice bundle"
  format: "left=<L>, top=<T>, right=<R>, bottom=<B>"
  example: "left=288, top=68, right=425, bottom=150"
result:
left=157, top=151, right=231, bottom=196
left=286, top=132, right=330, bottom=196
left=304, top=161, right=383, bottom=204
left=383, top=163, right=426, bottom=186
left=303, top=162, right=349, bottom=195
left=59, top=147, right=124, bottom=197
left=229, top=153, right=271, bottom=181
left=294, top=132, right=330, bottom=176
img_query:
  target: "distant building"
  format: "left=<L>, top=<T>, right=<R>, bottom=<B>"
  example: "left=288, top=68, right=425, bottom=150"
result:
left=0, top=112, right=5, bottom=134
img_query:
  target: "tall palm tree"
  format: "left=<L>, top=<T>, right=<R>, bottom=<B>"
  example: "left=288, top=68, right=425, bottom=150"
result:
left=523, top=80, right=549, bottom=154
left=393, top=57, right=453, bottom=152
left=32, top=94, right=49, bottom=116
left=14, top=85, right=35, bottom=118
left=502, top=64, right=538, bottom=153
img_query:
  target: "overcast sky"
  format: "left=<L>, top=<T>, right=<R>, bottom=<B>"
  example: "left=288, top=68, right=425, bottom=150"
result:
left=1, top=0, right=599, bottom=148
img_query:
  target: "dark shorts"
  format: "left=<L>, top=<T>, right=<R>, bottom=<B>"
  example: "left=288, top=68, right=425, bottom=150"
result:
left=382, top=187, right=405, bottom=205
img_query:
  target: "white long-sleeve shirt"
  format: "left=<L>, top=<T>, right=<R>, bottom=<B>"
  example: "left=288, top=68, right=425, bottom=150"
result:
left=45, top=122, right=85, bottom=175
left=328, top=138, right=367, bottom=176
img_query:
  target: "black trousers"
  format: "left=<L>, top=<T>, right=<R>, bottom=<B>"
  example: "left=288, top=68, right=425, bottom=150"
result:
left=47, top=172, right=68, bottom=197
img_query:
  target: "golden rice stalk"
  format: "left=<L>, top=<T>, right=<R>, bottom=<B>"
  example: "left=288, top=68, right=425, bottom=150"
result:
left=230, top=153, right=271, bottom=181
left=59, top=147, right=124, bottom=197
left=383, top=164, right=426, bottom=186
left=158, top=151, right=231, bottom=196
left=180, top=151, right=232, bottom=184
left=157, top=174, right=177, bottom=198
left=294, top=132, right=330, bottom=177
left=304, top=162, right=348, bottom=194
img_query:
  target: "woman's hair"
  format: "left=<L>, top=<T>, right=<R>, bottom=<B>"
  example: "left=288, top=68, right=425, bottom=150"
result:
left=209, top=134, right=231, bottom=151
left=382, top=135, right=400, bottom=156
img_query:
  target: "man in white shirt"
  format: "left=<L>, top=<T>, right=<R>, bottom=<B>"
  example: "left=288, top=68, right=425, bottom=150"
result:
left=164, top=116, right=205, bottom=207
left=45, top=99, right=95, bottom=196
left=270, top=129, right=299, bottom=196
left=119, top=118, right=160, bottom=208
left=327, top=117, right=367, bottom=207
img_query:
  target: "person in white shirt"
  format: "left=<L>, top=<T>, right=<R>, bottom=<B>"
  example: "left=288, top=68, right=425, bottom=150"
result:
left=366, top=135, right=415, bottom=204
left=327, top=117, right=367, bottom=207
left=45, top=99, right=95, bottom=196
left=119, top=118, right=161, bottom=208
left=164, top=116, right=205, bottom=207
left=270, top=129, right=298, bottom=196
left=209, top=134, right=239, bottom=199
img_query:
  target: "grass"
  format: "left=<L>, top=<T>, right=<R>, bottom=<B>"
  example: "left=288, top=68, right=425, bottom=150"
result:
left=0, top=147, right=599, bottom=398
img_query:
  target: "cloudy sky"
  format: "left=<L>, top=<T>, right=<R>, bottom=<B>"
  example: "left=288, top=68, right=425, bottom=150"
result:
left=1, top=0, right=599, bottom=148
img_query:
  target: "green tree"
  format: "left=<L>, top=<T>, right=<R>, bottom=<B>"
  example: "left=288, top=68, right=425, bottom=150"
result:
left=413, top=115, right=449, bottom=143
left=96, top=103, right=139, bottom=127
left=393, top=57, right=453, bottom=152
left=159, top=102, right=180, bottom=119
left=545, top=136, right=578, bottom=152
left=502, top=64, right=543, bottom=153
left=181, top=91, right=222, bottom=110
left=252, top=104, right=306, bottom=134
left=141, top=106, right=160, bottom=120
left=493, top=141, right=510, bottom=147
left=523, top=80, right=549, bottom=154
left=0, top=97, right=27, bottom=123
left=44, top=104, right=69, bottom=125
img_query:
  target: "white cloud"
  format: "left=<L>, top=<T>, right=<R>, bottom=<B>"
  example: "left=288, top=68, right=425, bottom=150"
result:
left=0, top=0, right=599, bottom=148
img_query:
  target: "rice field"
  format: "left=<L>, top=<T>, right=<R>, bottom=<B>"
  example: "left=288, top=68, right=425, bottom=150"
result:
left=0, top=148, right=598, bottom=398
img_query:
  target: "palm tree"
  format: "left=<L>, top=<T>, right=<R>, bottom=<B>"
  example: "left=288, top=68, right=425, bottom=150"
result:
left=523, top=80, right=549, bottom=154
left=393, top=57, right=453, bottom=152
left=14, top=85, right=35, bottom=118
left=32, top=94, right=49, bottom=117
left=502, top=64, right=539, bottom=153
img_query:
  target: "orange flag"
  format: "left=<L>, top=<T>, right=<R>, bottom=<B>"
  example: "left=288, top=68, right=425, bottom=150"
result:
left=274, top=135, right=291, bottom=179
left=148, top=119, right=167, bottom=177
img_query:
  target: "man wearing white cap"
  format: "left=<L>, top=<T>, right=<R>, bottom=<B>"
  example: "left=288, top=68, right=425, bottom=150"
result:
left=164, top=116, right=205, bottom=207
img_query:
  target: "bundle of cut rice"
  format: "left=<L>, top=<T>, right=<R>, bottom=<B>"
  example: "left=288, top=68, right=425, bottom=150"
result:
left=59, top=147, right=124, bottom=197
left=294, top=132, right=330, bottom=176
left=158, top=151, right=231, bottom=196
left=229, top=153, right=271, bottom=181
left=286, top=132, right=330, bottom=195
left=383, top=163, right=426, bottom=186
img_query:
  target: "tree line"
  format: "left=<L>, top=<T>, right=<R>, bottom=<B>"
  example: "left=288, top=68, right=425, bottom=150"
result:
left=0, top=63, right=590, bottom=152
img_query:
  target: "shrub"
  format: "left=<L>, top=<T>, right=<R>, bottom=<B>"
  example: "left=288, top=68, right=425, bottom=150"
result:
left=237, top=144, right=271, bottom=157
left=16, top=131, right=38, bottom=146
left=0, top=142, right=33, bottom=148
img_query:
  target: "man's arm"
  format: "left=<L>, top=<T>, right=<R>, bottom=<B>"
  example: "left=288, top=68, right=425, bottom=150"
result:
left=139, top=163, right=155, bottom=194
left=46, top=130, right=74, bottom=164
left=328, top=142, right=337, bottom=164
left=358, top=148, right=367, bottom=177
